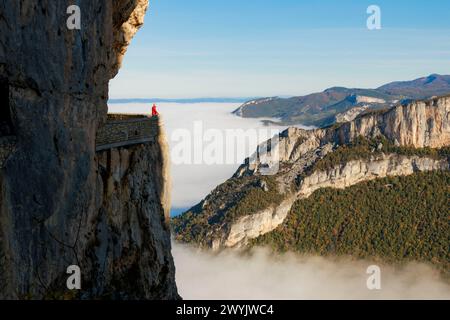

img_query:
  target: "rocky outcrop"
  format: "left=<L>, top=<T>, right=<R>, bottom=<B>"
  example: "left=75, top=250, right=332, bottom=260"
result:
left=174, top=96, right=450, bottom=250
left=217, top=155, right=448, bottom=248
left=93, top=125, right=176, bottom=299
left=112, top=0, right=149, bottom=77
left=0, top=1, right=178, bottom=299
left=232, top=97, right=277, bottom=117
left=223, top=197, right=295, bottom=248
left=352, top=95, right=385, bottom=104
left=329, top=96, right=450, bottom=148
left=298, top=154, right=448, bottom=197
left=242, top=95, right=450, bottom=174
left=335, top=106, right=368, bottom=123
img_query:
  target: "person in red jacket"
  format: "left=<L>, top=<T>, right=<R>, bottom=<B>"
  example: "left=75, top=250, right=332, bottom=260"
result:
left=151, top=103, right=159, bottom=117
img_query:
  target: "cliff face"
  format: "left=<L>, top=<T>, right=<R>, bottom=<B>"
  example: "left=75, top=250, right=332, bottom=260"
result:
left=0, top=1, right=178, bottom=299
left=93, top=121, right=176, bottom=299
left=330, top=96, right=450, bottom=148
left=225, top=155, right=448, bottom=248
left=239, top=96, right=450, bottom=178
left=174, top=96, right=450, bottom=250
left=335, top=106, right=368, bottom=123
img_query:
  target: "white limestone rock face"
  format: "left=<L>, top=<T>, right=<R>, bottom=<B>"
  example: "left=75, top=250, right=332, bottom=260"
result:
left=335, top=106, right=369, bottom=123
left=353, top=95, right=386, bottom=104
left=224, top=197, right=295, bottom=248
left=333, top=97, right=450, bottom=148
left=298, top=155, right=448, bottom=199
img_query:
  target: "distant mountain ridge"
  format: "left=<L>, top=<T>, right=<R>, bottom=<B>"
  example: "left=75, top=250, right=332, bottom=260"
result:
left=109, top=97, right=255, bottom=104
left=233, top=74, right=450, bottom=127
left=378, top=74, right=450, bottom=98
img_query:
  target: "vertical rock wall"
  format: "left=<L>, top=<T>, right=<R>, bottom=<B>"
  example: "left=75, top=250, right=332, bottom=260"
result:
left=0, top=1, right=178, bottom=299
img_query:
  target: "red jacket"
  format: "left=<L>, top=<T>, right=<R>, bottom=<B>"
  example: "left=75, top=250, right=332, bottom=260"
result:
left=151, top=104, right=159, bottom=116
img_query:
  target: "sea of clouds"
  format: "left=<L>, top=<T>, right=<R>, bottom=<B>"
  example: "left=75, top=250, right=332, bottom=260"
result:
left=108, top=102, right=450, bottom=300
left=108, top=102, right=292, bottom=210
left=173, top=243, right=450, bottom=300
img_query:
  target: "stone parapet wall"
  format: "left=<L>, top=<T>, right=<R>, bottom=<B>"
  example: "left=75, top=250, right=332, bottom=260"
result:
left=96, top=114, right=159, bottom=151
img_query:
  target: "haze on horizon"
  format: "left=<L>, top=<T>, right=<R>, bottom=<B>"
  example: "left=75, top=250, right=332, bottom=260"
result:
left=109, top=0, right=450, bottom=99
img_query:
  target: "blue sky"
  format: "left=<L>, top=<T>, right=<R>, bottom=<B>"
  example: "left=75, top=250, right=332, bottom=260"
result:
left=109, top=0, right=450, bottom=98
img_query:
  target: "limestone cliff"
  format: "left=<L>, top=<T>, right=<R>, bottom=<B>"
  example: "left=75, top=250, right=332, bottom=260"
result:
left=0, top=1, right=178, bottom=299
left=93, top=121, right=175, bottom=299
left=173, top=96, right=450, bottom=249
left=335, top=106, right=368, bottom=123
left=224, top=154, right=448, bottom=248
left=250, top=95, right=450, bottom=172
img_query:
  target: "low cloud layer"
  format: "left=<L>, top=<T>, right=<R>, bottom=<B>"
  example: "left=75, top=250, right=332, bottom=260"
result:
left=173, top=243, right=450, bottom=300
left=109, top=102, right=292, bottom=208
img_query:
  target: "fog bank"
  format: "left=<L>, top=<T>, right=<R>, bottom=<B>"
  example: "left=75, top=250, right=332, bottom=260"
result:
left=108, top=102, right=292, bottom=209
left=173, top=243, right=450, bottom=300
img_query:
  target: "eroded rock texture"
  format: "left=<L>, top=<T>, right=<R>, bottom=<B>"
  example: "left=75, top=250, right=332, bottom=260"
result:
left=0, top=1, right=178, bottom=299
